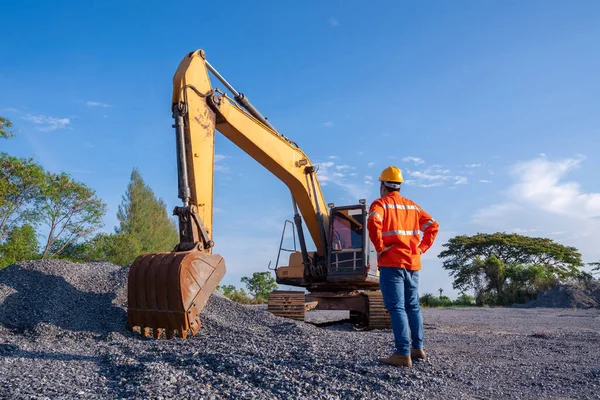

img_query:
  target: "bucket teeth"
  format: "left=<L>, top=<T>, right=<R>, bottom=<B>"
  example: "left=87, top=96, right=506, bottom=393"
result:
left=127, top=249, right=226, bottom=339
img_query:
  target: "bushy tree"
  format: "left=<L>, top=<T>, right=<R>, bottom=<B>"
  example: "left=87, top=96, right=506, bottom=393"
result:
left=0, top=224, right=39, bottom=268
left=50, top=232, right=114, bottom=262
left=439, top=232, right=583, bottom=306
left=241, top=271, right=278, bottom=302
left=216, top=284, right=253, bottom=304
left=0, top=153, right=46, bottom=241
left=35, top=172, right=107, bottom=258
left=454, top=293, right=475, bottom=306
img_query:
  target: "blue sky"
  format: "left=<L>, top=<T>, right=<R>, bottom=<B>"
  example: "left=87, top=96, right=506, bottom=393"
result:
left=2, top=1, right=600, bottom=297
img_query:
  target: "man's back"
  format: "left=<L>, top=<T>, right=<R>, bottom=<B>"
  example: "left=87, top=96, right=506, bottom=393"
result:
left=367, top=191, right=439, bottom=270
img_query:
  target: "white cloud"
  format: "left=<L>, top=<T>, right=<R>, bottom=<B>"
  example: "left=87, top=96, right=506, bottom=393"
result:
left=465, top=163, right=482, bottom=168
left=512, top=228, right=537, bottom=234
left=316, top=160, right=373, bottom=200
left=406, top=165, right=467, bottom=188
left=454, top=176, right=468, bottom=185
left=407, top=170, right=445, bottom=181
left=324, top=121, right=334, bottom=127
left=214, top=154, right=230, bottom=172
left=86, top=101, right=111, bottom=108
left=479, top=179, right=492, bottom=183
left=402, top=156, right=425, bottom=165
left=507, top=154, right=599, bottom=217
left=328, top=17, right=339, bottom=27
left=471, top=154, right=600, bottom=265
left=368, top=162, right=376, bottom=167
left=417, top=182, right=444, bottom=188
left=335, top=165, right=354, bottom=171
left=23, top=114, right=71, bottom=131
left=364, top=175, right=373, bottom=180
left=328, top=155, right=338, bottom=159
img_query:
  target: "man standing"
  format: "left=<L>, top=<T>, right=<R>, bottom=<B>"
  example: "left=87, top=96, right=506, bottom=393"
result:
left=367, top=166, right=439, bottom=368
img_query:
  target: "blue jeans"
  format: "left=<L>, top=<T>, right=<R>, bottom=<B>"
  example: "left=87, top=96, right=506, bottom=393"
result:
left=379, top=267, right=424, bottom=356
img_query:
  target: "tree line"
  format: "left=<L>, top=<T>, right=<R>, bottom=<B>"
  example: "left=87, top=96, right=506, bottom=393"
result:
left=1, top=116, right=178, bottom=268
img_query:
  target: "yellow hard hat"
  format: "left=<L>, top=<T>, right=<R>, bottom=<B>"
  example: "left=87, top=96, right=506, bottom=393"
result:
left=379, top=166, right=404, bottom=183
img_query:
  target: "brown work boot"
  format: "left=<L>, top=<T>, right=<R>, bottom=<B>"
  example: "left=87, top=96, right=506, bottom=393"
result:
left=379, top=353, right=412, bottom=368
left=411, top=348, right=426, bottom=360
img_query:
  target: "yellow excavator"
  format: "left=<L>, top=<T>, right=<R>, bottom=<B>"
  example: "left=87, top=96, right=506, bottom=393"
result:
left=126, top=49, right=390, bottom=339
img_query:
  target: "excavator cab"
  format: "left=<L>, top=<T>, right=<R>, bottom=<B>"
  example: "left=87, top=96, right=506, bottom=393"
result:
left=274, top=201, right=380, bottom=288
left=327, top=202, right=379, bottom=283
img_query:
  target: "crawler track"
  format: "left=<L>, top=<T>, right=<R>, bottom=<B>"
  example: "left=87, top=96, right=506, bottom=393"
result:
left=267, top=290, right=306, bottom=321
left=363, top=291, right=391, bottom=329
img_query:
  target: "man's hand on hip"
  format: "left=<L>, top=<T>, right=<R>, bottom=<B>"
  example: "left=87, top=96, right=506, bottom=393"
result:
left=377, top=245, right=393, bottom=258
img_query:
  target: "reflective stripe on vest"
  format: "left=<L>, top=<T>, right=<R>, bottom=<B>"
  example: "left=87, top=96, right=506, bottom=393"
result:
left=368, top=211, right=382, bottom=221
left=383, top=204, right=421, bottom=211
left=382, top=229, right=420, bottom=236
left=421, top=219, right=435, bottom=231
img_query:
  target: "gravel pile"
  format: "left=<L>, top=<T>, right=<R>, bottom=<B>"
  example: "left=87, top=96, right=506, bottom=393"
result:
left=1, top=259, right=600, bottom=399
left=520, top=280, right=600, bottom=309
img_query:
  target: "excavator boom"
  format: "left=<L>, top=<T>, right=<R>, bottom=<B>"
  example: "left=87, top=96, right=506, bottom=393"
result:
left=127, top=49, right=332, bottom=338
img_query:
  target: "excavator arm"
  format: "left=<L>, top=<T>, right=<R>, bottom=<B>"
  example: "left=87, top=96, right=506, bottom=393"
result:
left=127, top=49, right=330, bottom=339
left=171, top=49, right=329, bottom=257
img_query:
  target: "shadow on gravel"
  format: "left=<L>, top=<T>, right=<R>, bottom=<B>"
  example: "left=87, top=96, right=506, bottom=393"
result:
left=0, top=266, right=127, bottom=337
left=0, top=343, right=101, bottom=362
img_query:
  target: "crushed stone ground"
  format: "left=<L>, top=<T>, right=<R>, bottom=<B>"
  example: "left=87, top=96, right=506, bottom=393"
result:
left=1, top=259, right=600, bottom=399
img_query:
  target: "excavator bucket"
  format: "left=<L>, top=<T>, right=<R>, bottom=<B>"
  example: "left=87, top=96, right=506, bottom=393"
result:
left=126, top=249, right=226, bottom=339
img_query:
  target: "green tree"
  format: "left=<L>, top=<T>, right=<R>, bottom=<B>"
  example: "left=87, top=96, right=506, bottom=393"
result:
left=35, top=172, right=107, bottom=258
left=241, top=271, right=278, bottom=302
left=0, top=224, right=39, bottom=268
left=217, top=285, right=238, bottom=297
left=0, top=153, right=46, bottom=241
left=439, top=232, right=583, bottom=305
left=216, top=284, right=253, bottom=304
left=0, top=116, right=17, bottom=139
left=50, top=232, right=115, bottom=262
left=454, top=293, right=475, bottom=306
left=110, top=168, right=178, bottom=265
left=590, top=262, right=600, bottom=277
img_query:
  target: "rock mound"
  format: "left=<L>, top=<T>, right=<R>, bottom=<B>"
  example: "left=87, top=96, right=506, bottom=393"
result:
left=0, top=259, right=129, bottom=335
left=520, top=280, right=600, bottom=309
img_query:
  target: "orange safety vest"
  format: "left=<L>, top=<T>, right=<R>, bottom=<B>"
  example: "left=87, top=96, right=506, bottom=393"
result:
left=367, top=191, right=439, bottom=271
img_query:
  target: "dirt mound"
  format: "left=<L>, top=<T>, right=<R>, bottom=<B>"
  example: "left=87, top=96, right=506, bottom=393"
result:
left=520, top=280, right=600, bottom=309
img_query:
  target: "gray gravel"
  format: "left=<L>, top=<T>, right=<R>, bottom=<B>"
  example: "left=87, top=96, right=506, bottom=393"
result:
left=1, top=259, right=600, bottom=399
